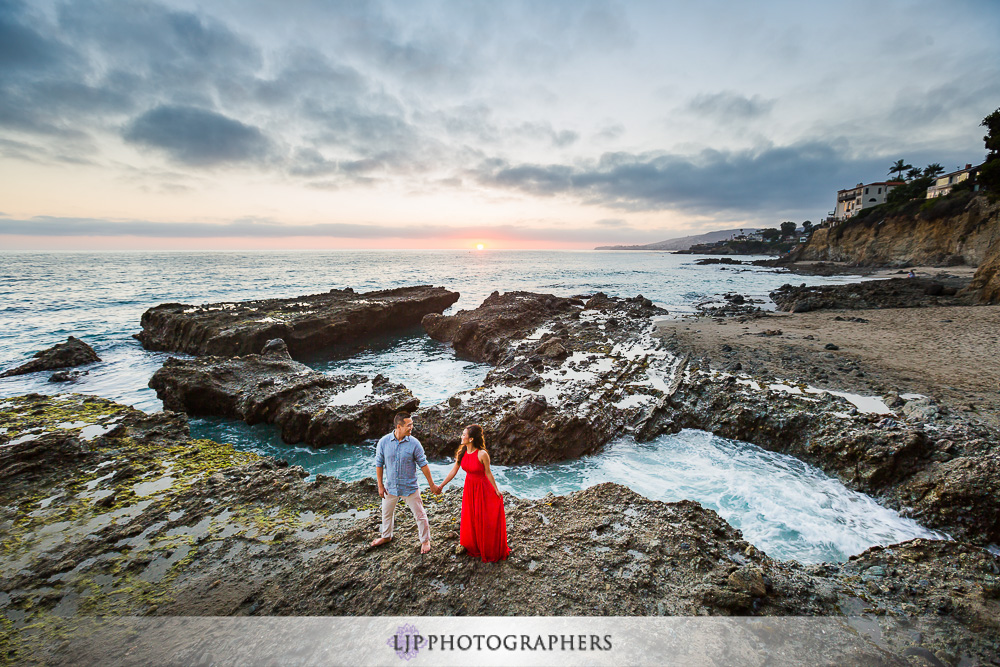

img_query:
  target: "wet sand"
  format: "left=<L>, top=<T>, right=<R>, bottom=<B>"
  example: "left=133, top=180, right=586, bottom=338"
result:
left=656, top=303, right=1000, bottom=428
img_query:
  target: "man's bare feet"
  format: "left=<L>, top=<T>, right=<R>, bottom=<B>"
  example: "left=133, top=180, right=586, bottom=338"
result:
left=420, top=541, right=431, bottom=554
left=370, top=536, right=391, bottom=547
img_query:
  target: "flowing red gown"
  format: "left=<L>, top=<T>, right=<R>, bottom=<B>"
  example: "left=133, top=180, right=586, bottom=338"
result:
left=459, top=450, right=510, bottom=562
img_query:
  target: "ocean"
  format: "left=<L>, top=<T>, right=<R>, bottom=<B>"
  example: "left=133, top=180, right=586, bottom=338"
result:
left=0, top=250, right=944, bottom=562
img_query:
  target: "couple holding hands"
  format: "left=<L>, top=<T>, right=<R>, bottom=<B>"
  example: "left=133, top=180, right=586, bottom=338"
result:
left=370, top=412, right=511, bottom=562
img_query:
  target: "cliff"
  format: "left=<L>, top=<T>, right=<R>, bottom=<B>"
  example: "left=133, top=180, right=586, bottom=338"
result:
left=798, top=193, right=1000, bottom=303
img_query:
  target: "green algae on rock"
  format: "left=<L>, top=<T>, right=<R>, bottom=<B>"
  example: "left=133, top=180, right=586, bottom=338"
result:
left=1, top=394, right=999, bottom=665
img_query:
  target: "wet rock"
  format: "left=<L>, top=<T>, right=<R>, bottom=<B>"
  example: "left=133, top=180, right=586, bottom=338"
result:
left=902, top=397, right=940, bottom=422
left=534, top=338, right=569, bottom=359
left=48, top=370, right=89, bottom=383
left=0, top=395, right=998, bottom=664
left=422, top=291, right=580, bottom=364
left=148, top=347, right=418, bottom=445
left=1, top=337, right=101, bottom=378
left=824, top=343, right=839, bottom=350
left=515, top=395, right=547, bottom=421
left=260, top=338, right=291, bottom=359
left=727, top=566, right=767, bottom=598
left=656, top=373, right=1000, bottom=545
left=136, top=285, right=459, bottom=359
left=770, top=277, right=972, bottom=312
left=883, top=392, right=905, bottom=408
left=418, top=292, right=670, bottom=464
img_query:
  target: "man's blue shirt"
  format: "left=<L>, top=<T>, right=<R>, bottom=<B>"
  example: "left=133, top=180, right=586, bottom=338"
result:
left=374, top=432, right=427, bottom=496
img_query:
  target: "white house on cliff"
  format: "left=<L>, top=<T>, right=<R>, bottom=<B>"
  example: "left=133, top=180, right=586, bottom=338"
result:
left=833, top=181, right=903, bottom=221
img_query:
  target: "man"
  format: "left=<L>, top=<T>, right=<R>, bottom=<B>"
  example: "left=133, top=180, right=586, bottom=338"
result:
left=371, top=412, right=439, bottom=554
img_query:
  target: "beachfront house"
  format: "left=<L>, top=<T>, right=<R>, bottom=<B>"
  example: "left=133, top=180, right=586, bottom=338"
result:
left=834, top=181, right=903, bottom=221
left=926, top=164, right=981, bottom=198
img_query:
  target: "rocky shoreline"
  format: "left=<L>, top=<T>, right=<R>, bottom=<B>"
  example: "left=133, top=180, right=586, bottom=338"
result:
left=1, top=394, right=998, bottom=665
left=4, top=277, right=1000, bottom=664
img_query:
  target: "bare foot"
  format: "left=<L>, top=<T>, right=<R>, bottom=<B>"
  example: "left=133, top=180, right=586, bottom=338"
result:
left=420, top=541, right=432, bottom=554
left=370, top=536, right=391, bottom=547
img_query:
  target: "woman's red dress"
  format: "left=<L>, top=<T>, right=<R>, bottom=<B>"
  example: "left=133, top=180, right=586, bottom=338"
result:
left=459, top=450, right=510, bottom=562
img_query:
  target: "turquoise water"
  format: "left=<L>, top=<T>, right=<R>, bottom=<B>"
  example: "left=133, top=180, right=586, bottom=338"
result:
left=0, top=250, right=941, bottom=562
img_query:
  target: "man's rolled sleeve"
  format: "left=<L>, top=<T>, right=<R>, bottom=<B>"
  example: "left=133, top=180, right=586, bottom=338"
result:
left=374, top=439, right=385, bottom=467
left=413, top=441, right=428, bottom=469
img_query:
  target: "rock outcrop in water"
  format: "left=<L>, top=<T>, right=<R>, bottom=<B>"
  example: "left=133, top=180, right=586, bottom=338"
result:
left=0, top=336, right=100, bottom=378
left=422, top=290, right=584, bottom=363
left=148, top=339, right=418, bottom=446
left=418, top=292, right=675, bottom=464
left=1, top=394, right=997, bottom=664
left=135, top=285, right=460, bottom=358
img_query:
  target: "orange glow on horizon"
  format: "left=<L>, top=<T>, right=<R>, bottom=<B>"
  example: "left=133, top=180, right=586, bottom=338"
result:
left=0, top=235, right=603, bottom=252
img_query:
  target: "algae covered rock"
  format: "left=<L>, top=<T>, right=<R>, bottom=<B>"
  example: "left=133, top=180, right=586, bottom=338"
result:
left=2, top=395, right=999, bottom=665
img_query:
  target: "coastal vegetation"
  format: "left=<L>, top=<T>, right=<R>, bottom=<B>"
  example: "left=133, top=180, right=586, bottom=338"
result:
left=683, top=220, right=811, bottom=255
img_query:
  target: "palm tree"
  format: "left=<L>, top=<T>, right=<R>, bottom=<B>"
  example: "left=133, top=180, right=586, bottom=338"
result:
left=889, top=159, right=912, bottom=181
left=905, top=167, right=923, bottom=181
left=923, top=163, right=945, bottom=178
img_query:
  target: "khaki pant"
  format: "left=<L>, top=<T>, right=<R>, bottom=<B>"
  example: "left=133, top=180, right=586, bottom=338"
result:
left=380, top=490, right=430, bottom=544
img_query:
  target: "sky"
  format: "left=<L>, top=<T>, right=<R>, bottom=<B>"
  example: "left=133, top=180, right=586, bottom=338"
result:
left=1, top=0, right=998, bottom=250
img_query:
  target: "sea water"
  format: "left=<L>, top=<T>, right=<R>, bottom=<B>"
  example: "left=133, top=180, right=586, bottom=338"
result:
left=0, top=250, right=941, bottom=562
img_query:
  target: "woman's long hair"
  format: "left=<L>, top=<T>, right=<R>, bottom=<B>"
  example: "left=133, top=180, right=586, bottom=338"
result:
left=455, top=424, right=486, bottom=461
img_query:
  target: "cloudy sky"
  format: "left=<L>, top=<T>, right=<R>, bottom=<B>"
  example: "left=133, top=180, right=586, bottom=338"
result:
left=1, top=0, right=998, bottom=250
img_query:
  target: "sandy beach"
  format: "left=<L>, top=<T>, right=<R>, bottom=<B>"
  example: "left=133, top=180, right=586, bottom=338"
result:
left=656, top=302, right=1000, bottom=427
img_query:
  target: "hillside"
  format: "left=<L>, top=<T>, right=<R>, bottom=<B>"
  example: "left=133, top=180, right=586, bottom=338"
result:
left=798, top=193, right=1000, bottom=303
left=595, top=228, right=760, bottom=251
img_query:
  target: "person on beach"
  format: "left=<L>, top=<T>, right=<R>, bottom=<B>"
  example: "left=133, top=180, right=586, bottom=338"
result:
left=438, top=424, right=511, bottom=562
left=371, top=412, right=439, bottom=554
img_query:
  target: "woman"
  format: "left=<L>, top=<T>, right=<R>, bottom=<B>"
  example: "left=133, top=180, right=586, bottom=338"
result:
left=439, top=424, right=510, bottom=562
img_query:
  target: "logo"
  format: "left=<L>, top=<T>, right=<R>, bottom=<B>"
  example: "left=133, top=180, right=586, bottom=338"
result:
left=387, top=623, right=422, bottom=661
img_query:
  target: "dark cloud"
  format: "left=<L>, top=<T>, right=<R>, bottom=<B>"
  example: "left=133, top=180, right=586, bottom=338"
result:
left=57, top=0, right=261, bottom=87
left=123, top=105, right=273, bottom=167
left=0, top=215, right=656, bottom=244
left=473, top=141, right=894, bottom=219
left=686, top=92, right=775, bottom=120
left=0, top=0, right=73, bottom=71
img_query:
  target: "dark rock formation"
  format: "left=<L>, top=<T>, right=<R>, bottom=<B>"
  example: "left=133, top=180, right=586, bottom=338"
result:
left=769, top=277, right=972, bottom=313
left=136, top=285, right=460, bottom=359
left=1, top=394, right=997, bottom=665
left=648, top=369, right=1000, bottom=546
left=0, top=336, right=100, bottom=378
left=148, top=341, right=417, bottom=445
left=418, top=292, right=672, bottom=464
left=422, top=290, right=583, bottom=364
left=48, top=370, right=89, bottom=383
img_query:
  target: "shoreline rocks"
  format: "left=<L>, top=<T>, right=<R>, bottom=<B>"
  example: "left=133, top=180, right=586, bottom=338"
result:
left=418, top=292, right=674, bottom=463
left=148, top=339, right=418, bottom=446
left=0, top=336, right=100, bottom=379
left=1, top=394, right=997, bottom=664
left=645, top=363, right=1000, bottom=547
left=770, top=277, right=972, bottom=313
left=135, top=285, right=460, bottom=358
